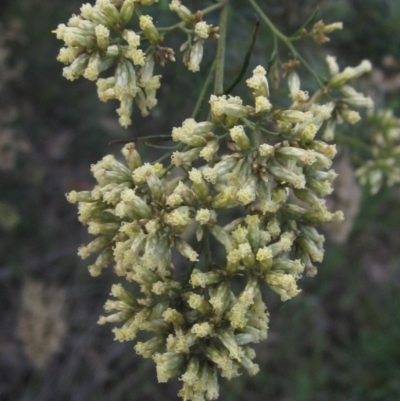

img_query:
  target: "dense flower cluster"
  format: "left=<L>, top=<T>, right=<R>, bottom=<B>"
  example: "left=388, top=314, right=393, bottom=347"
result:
left=54, top=0, right=218, bottom=127
left=169, top=0, right=219, bottom=72
left=322, top=56, right=373, bottom=139
left=64, top=63, right=376, bottom=400
left=356, top=109, right=400, bottom=194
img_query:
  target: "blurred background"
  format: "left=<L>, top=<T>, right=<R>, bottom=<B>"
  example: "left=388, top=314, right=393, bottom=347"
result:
left=1, top=0, right=400, bottom=400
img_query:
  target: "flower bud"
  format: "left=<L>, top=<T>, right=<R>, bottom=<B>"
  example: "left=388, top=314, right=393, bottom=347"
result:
left=174, top=238, right=199, bottom=262
left=97, top=0, right=120, bottom=25
left=170, top=0, right=193, bottom=23
left=328, top=60, right=372, bottom=88
left=209, top=281, right=232, bottom=315
left=153, top=352, right=186, bottom=383
left=120, top=0, right=136, bottom=26
left=268, top=165, right=306, bottom=189
left=229, top=125, right=250, bottom=151
left=190, top=269, right=223, bottom=288
left=140, top=15, right=160, bottom=44
left=135, top=336, right=164, bottom=358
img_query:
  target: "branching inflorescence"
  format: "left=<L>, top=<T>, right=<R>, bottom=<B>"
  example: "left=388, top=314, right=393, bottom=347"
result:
left=58, top=1, right=382, bottom=400
left=54, top=0, right=219, bottom=127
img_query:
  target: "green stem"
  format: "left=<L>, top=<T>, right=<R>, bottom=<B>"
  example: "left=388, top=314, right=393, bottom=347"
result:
left=247, top=0, right=324, bottom=87
left=144, top=142, right=178, bottom=150
left=192, top=58, right=217, bottom=120
left=158, top=21, right=182, bottom=33
left=214, top=2, right=229, bottom=95
left=158, top=2, right=224, bottom=33
left=136, top=135, right=172, bottom=142
left=202, top=2, right=226, bottom=16
left=242, top=118, right=279, bottom=137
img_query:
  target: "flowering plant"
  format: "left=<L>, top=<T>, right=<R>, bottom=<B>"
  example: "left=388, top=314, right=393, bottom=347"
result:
left=55, top=1, right=399, bottom=399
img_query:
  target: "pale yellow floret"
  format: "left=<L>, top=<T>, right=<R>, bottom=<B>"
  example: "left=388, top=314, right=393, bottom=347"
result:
left=245, top=215, right=259, bottom=225
left=231, top=226, right=248, bottom=244
left=311, top=103, right=334, bottom=119
left=296, top=90, right=309, bottom=103
left=77, top=245, right=91, bottom=259
left=142, top=75, right=161, bottom=90
left=80, top=4, right=93, bottom=19
left=195, top=21, right=209, bottom=39
left=253, top=65, right=266, bottom=75
left=237, top=187, right=256, bottom=205
left=191, top=322, right=213, bottom=337
left=166, top=193, right=183, bottom=208
left=202, top=166, right=217, bottom=183
left=96, top=77, right=115, bottom=91
left=181, top=118, right=197, bottom=135
left=229, top=125, right=246, bottom=142
left=227, top=95, right=243, bottom=105
left=200, top=144, right=216, bottom=162
left=326, top=55, right=339, bottom=76
left=66, top=190, right=78, bottom=204
left=169, top=0, right=181, bottom=11
left=57, top=47, right=79, bottom=64
left=188, top=168, right=203, bottom=184
left=187, top=293, right=204, bottom=309
left=152, top=281, right=169, bottom=295
left=323, top=21, right=343, bottom=33
left=84, top=63, right=100, bottom=81
left=171, top=151, right=184, bottom=166
left=112, top=327, right=137, bottom=342
left=228, top=302, right=247, bottom=328
left=238, top=243, right=252, bottom=258
left=62, top=67, right=78, bottom=81
left=67, top=15, right=82, bottom=27
left=195, top=209, right=211, bottom=225
left=188, top=59, right=201, bottom=73
left=266, top=273, right=301, bottom=301
left=145, top=219, right=159, bottom=234
left=119, top=115, right=132, bottom=128
left=226, top=248, right=242, bottom=263
left=259, top=143, right=274, bottom=157
left=341, top=109, right=361, bottom=124
left=171, top=182, right=188, bottom=199
left=164, top=208, right=191, bottom=226
left=132, top=163, right=162, bottom=184
left=209, top=95, right=227, bottom=116
left=124, top=48, right=145, bottom=66
left=123, top=29, right=141, bottom=47
left=256, top=247, right=273, bottom=261
left=55, top=23, right=67, bottom=40
left=95, top=24, right=110, bottom=48
left=246, top=75, right=263, bottom=89
left=301, top=124, right=318, bottom=141
left=163, top=308, right=184, bottom=325
left=130, top=48, right=146, bottom=66
left=172, top=126, right=184, bottom=141
left=188, top=40, right=204, bottom=72
left=255, top=96, right=272, bottom=113
left=280, top=233, right=294, bottom=251
left=139, top=15, right=154, bottom=30
left=186, top=250, right=199, bottom=262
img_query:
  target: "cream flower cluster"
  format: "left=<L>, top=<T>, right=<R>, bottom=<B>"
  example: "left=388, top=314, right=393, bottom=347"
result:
left=66, top=63, right=381, bottom=400
left=54, top=1, right=218, bottom=127
left=322, top=56, right=373, bottom=139
left=54, top=0, right=164, bottom=127
left=169, top=0, right=220, bottom=72
left=356, top=109, right=400, bottom=194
